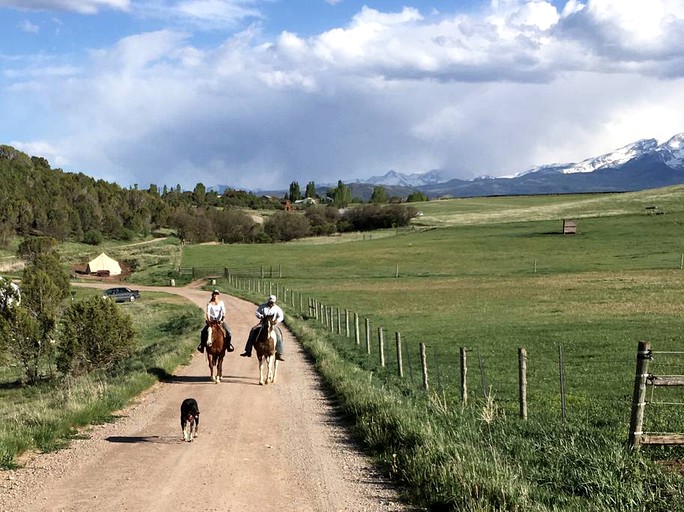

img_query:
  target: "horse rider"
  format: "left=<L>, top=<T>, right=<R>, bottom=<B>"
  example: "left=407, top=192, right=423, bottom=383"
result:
left=198, top=290, right=234, bottom=353
left=240, top=294, right=285, bottom=361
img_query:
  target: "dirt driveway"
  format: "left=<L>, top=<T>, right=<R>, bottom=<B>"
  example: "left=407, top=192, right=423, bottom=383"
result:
left=1, top=283, right=412, bottom=512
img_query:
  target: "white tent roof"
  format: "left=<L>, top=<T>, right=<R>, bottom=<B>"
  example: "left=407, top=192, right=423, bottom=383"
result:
left=86, top=253, right=122, bottom=276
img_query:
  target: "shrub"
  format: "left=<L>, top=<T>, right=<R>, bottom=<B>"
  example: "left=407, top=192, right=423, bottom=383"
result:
left=407, top=191, right=429, bottom=202
left=263, top=211, right=311, bottom=241
left=340, top=204, right=418, bottom=231
left=57, top=296, right=136, bottom=377
left=82, top=229, right=104, bottom=245
left=305, top=206, right=340, bottom=236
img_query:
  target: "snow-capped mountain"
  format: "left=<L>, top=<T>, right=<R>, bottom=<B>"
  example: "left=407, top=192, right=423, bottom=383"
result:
left=657, top=132, right=684, bottom=168
left=253, top=132, right=684, bottom=200
left=416, top=132, right=684, bottom=198
left=358, top=169, right=452, bottom=187
left=513, top=134, right=684, bottom=178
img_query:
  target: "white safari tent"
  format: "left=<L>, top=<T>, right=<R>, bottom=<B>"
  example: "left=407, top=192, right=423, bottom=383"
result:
left=85, top=253, right=122, bottom=276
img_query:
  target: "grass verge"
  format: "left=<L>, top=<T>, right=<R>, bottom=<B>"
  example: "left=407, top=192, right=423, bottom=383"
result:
left=283, top=312, right=684, bottom=511
left=0, top=293, right=203, bottom=469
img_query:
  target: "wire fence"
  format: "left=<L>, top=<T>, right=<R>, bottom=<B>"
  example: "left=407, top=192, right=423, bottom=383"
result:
left=220, top=274, right=680, bottom=435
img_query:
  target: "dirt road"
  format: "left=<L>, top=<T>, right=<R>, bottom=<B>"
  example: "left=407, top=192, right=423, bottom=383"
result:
left=1, top=283, right=411, bottom=512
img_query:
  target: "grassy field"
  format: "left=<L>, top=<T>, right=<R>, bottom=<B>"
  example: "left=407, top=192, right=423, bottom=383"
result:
left=179, top=186, right=684, bottom=510
left=180, top=188, right=684, bottom=422
left=4, top=186, right=684, bottom=509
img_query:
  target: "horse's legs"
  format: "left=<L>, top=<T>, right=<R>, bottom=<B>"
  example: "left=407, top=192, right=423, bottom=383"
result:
left=258, top=356, right=265, bottom=385
left=217, top=356, right=223, bottom=382
left=266, top=355, right=273, bottom=384
left=207, top=354, right=215, bottom=382
left=272, top=358, right=279, bottom=384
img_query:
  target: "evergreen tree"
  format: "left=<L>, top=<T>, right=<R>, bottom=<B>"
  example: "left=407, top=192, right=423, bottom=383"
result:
left=370, top=186, right=389, bottom=204
left=407, top=191, right=429, bottom=202
left=305, top=181, right=317, bottom=199
left=193, top=183, right=206, bottom=205
left=288, top=181, right=302, bottom=201
left=329, top=180, right=351, bottom=208
left=57, top=296, right=136, bottom=377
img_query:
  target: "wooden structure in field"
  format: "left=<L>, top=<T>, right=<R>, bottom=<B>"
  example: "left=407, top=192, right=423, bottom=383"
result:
left=562, top=219, right=577, bottom=235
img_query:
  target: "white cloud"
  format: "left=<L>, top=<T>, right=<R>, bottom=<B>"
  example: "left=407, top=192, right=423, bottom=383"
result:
left=19, top=20, right=40, bottom=33
left=10, top=140, right=70, bottom=167
left=134, top=0, right=262, bottom=27
left=0, top=0, right=129, bottom=14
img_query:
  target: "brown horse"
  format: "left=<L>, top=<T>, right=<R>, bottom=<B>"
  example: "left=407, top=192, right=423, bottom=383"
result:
left=206, top=319, right=230, bottom=383
left=254, top=314, right=279, bottom=385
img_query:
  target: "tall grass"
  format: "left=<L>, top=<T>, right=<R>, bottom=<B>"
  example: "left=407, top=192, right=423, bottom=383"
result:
left=278, top=312, right=684, bottom=511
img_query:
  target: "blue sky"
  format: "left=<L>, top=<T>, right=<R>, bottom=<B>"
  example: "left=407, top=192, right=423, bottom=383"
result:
left=1, top=0, right=683, bottom=190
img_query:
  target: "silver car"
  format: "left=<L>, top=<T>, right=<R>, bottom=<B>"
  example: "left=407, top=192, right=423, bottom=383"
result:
left=103, top=287, right=140, bottom=303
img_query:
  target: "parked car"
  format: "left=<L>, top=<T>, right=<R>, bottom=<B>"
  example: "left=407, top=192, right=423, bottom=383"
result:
left=103, top=287, right=140, bottom=303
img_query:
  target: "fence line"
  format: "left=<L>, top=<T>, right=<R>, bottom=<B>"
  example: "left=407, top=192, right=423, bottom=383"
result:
left=219, top=276, right=649, bottom=426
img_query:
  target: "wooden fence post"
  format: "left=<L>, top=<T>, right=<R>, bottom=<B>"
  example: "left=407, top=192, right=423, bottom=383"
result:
left=559, top=344, right=567, bottom=420
left=420, top=343, right=429, bottom=390
left=378, top=327, right=385, bottom=367
left=354, top=313, right=360, bottom=346
left=337, top=308, right=342, bottom=335
left=518, top=347, right=528, bottom=420
left=460, top=347, right=468, bottom=406
left=629, top=341, right=652, bottom=449
left=477, top=348, right=488, bottom=398
left=345, top=309, right=350, bottom=338
left=365, top=318, right=371, bottom=354
left=396, top=332, right=403, bottom=378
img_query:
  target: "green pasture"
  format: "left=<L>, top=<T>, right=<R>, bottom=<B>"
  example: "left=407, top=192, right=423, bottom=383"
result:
left=183, top=188, right=684, bottom=435
left=5, top=186, right=684, bottom=509
left=412, top=185, right=684, bottom=226
left=180, top=188, right=684, bottom=509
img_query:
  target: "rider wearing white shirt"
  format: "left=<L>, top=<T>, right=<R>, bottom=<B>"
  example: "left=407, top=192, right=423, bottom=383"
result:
left=198, top=290, right=233, bottom=353
left=240, top=295, right=285, bottom=361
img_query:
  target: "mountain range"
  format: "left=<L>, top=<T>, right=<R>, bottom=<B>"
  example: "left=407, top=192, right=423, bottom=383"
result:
left=352, top=133, right=684, bottom=199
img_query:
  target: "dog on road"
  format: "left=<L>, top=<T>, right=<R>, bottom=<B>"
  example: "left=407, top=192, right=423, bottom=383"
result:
left=180, top=398, right=200, bottom=442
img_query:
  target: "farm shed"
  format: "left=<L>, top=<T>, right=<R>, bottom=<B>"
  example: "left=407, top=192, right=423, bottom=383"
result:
left=85, top=253, right=122, bottom=276
left=562, top=219, right=577, bottom=235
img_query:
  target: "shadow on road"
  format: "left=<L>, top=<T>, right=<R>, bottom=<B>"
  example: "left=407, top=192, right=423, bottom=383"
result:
left=147, top=367, right=206, bottom=383
left=105, top=436, right=177, bottom=444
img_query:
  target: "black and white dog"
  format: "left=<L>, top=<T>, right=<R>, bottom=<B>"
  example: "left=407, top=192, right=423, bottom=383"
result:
left=180, top=398, right=200, bottom=442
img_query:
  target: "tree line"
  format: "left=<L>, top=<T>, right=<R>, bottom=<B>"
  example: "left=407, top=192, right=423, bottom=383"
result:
left=0, top=145, right=423, bottom=246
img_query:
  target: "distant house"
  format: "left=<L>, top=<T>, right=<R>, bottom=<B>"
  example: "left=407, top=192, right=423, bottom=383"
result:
left=85, top=253, right=122, bottom=276
left=294, top=197, right=317, bottom=206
